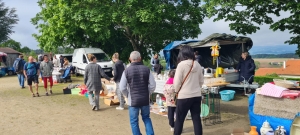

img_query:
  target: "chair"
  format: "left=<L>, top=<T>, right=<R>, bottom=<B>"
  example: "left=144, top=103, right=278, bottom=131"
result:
left=60, top=66, right=72, bottom=83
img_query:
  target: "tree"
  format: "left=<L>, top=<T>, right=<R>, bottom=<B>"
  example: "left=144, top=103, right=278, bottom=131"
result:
left=32, top=0, right=205, bottom=59
left=202, top=0, right=300, bottom=56
left=0, top=0, right=18, bottom=43
left=0, top=39, right=21, bottom=51
left=20, top=46, right=31, bottom=54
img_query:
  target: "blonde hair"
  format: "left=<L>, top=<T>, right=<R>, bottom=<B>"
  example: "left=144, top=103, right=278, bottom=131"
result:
left=112, top=53, right=119, bottom=60
left=88, top=54, right=96, bottom=61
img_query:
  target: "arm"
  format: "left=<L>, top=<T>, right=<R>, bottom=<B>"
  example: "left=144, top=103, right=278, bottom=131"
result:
left=98, top=65, right=111, bottom=81
left=173, top=63, right=183, bottom=92
left=23, top=63, right=27, bottom=78
left=36, top=63, right=40, bottom=75
left=119, top=72, right=128, bottom=97
left=50, top=62, right=53, bottom=73
left=148, top=72, right=156, bottom=94
left=113, top=63, right=117, bottom=81
left=150, top=58, right=155, bottom=66
left=199, top=66, right=204, bottom=87
left=84, top=67, right=88, bottom=85
left=249, top=59, right=256, bottom=72
left=235, top=59, right=241, bottom=72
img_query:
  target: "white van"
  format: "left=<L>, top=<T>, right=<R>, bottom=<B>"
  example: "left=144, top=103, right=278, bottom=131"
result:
left=72, top=48, right=113, bottom=76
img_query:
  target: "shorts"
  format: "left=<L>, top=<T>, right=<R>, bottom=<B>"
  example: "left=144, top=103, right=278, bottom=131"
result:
left=27, top=75, right=39, bottom=85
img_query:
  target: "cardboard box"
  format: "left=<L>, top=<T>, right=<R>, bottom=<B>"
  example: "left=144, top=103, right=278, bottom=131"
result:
left=104, top=98, right=120, bottom=106
left=231, top=128, right=250, bottom=135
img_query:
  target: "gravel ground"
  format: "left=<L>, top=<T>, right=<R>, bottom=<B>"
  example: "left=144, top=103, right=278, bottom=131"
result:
left=0, top=76, right=250, bottom=135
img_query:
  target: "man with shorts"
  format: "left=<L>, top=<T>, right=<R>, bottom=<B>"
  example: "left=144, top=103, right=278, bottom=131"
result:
left=24, top=56, right=40, bottom=97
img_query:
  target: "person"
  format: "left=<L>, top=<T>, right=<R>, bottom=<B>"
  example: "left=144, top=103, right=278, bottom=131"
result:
left=235, top=52, right=256, bottom=84
left=163, top=69, right=176, bottom=132
left=150, top=54, right=159, bottom=71
left=59, top=55, right=64, bottom=68
left=24, top=56, right=40, bottom=97
left=40, top=55, right=54, bottom=96
left=112, top=53, right=126, bottom=110
left=84, top=54, right=112, bottom=111
left=119, top=51, right=156, bottom=135
left=173, top=45, right=204, bottom=135
left=13, top=55, right=26, bottom=89
left=63, top=57, right=69, bottom=68
left=194, top=51, right=202, bottom=64
left=53, top=55, right=60, bottom=67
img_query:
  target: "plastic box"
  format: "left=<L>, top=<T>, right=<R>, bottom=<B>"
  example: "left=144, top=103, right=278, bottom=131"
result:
left=219, top=90, right=236, bottom=101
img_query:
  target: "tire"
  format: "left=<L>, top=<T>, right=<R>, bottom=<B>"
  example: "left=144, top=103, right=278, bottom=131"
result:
left=75, top=67, right=80, bottom=77
left=7, top=71, right=14, bottom=76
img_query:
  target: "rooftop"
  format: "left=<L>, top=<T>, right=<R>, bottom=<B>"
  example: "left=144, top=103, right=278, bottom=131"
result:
left=0, top=47, right=21, bottom=54
left=256, top=60, right=300, bottom=76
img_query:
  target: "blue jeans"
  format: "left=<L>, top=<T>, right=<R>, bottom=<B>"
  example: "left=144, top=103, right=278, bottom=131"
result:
left=129, top=105, right=154, bottom=135
left=17, top=74, right=25, bottom=87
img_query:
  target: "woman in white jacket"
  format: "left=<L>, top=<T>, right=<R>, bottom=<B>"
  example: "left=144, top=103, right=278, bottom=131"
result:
left=173, top=45, right=204, bottom=135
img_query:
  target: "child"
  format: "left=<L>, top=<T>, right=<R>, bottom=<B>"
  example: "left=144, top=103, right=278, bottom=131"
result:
left=163, top=69, right=176, bottom=131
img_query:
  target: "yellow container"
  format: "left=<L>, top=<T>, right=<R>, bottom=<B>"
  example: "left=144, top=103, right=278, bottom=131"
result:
left=215, top=67, right=224, bottom=77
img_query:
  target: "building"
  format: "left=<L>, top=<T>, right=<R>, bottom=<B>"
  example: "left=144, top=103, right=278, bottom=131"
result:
left=255, top=60, right=300, bottom=78
left=0, top=47, right=21, bottom=67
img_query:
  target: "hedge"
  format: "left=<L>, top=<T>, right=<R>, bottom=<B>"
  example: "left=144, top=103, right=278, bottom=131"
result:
left=254, top=76, right=300, bottom=85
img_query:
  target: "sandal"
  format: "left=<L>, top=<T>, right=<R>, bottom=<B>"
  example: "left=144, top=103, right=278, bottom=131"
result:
left=32, top=93, right=36, bottom=97
left=36, top=93, right=40, bottom=97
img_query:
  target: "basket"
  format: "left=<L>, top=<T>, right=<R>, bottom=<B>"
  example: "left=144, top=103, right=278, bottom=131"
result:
left=219, top=90, right=235, bottom=101
left=273, top=79, right=294, bottom=88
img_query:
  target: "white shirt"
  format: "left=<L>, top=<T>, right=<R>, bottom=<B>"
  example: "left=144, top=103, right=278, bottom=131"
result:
left=53, top=58, right=60, bottom=67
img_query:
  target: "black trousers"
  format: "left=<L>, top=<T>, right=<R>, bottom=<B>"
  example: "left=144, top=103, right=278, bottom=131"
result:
left=168, top=106, right=176, bottom=128
left=174, top=97, right=202, bottom=135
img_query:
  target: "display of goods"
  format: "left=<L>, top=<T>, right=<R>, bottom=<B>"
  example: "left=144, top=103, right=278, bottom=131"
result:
left=260, top=120, right=273, bottom=135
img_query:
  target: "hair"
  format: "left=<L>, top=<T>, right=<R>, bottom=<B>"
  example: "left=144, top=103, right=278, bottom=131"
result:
left=64, top=57, right=68, bottom=61
left=88, top=54, right=96, bottom=61
left=130, top=51, right=141, bottom=61
left=194, top=51, right=199, bottom=55
left=168, top=69, right=176, bottom=78
left=112, top=53, right=119, bottom=60
left=177, top=45, right=195, bottom=63
left=242, top=51, right=249, bottom=56
left=154, top=53, right=158, bottom=59
left=19, top=55, right=23, bottom=58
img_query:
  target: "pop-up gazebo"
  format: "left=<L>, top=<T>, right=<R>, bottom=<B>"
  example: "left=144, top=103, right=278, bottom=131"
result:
left=163, top=33, right=253, bottom=69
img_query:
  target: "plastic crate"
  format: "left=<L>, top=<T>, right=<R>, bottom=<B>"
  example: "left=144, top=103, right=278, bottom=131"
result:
left=219, top=90, right=235, bottom=101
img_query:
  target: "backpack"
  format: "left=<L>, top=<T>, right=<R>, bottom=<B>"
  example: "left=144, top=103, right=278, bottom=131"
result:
left=38, top=55, right=43, bottom=62
left=14, top=59, right=24, bottom=74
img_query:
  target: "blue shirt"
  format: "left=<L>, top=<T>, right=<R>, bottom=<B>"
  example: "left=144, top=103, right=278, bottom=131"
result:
left=24, top=62, right=39, bottom=76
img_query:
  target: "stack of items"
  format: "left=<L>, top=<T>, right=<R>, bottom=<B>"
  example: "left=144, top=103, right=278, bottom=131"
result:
left=250, top=79, right=300, bottom=134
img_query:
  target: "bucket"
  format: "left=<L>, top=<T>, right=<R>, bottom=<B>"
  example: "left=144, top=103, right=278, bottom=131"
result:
left=219, top=90, right=235, bottom=101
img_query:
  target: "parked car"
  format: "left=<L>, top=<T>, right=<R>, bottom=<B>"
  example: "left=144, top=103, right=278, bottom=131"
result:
left=72, top=48, right=113, bottom=76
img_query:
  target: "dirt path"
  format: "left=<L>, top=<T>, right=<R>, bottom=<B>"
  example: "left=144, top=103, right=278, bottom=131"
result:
left=0, top=76, right=250, bottom=135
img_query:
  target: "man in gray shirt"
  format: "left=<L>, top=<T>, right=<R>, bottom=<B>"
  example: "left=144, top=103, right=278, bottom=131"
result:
left=119, top=51, right=156, bottom=135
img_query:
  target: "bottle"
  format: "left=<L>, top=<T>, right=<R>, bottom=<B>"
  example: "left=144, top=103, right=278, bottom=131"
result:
left=156, top=94, right=161, bottom=106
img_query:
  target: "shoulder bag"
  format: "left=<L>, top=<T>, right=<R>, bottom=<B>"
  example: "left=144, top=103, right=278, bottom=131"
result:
left=174, top=60, right=194, bottom=105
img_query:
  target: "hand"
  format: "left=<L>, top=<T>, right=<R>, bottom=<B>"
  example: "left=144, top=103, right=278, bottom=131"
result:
left=110, top=78, right=114, bottom=81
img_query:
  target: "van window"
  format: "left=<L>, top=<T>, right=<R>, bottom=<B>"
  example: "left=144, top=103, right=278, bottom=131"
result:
left=91, top=53, right=110, bottom=62
left=83, top=55, right=87, bottom=63
left=64, top=56, right=72, bottom=62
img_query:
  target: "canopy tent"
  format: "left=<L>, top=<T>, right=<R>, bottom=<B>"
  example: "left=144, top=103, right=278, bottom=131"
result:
left=163, top=33, right=253, bottom=69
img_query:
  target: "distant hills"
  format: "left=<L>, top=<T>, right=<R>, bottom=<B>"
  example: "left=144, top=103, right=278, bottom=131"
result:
left=249, top=45, right=297, bottom=55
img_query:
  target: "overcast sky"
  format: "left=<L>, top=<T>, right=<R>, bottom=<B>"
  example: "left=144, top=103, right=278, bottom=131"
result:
left=3, top=0, right=294, bottom=50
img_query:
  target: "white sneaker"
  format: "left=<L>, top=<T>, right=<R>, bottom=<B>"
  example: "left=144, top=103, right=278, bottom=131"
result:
left=116, top=107, right=124, bottom=110
left=170, top=128, right=174, bottom=131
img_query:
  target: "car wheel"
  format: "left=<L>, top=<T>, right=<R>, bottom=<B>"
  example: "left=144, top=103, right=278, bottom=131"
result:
left=7, top=71, right=13, bottom=76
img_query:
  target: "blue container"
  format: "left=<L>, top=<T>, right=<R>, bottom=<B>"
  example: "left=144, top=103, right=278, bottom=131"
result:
left=84, top=93, right=94, bottom=98
left=219, top=90, right=236, bottom=101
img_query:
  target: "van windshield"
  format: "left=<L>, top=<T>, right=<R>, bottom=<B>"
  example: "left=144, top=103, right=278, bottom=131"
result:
left=92, top=53, right=110, bottom=62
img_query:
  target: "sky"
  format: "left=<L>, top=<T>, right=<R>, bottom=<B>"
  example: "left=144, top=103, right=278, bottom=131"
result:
left=3, top=0, right=294, bottom=50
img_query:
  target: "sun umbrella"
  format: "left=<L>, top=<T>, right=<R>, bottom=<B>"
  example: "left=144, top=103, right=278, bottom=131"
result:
left=0, top=52, right=7, bottom=56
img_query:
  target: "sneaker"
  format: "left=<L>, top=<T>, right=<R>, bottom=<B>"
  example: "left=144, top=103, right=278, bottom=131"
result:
left=94, top=107, right=99, bottom=111
left=46, top=93, right=49, bottom=96
left=92, top=105, right=96, bottom=110
left=50, top=90, right=53, bottom=94
left=21, top=86, right=25, bottom=89
left=116, top=107, right=124, bottom=110
left=170, top=127, right=174, bottom=131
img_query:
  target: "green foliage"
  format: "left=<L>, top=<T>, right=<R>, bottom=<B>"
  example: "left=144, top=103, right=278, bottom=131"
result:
left=202, top=0, right=300, bottom=56
left=0, top=39, right=21, bottom=51
left=20, top=46, right=31, bottom=54
left=252, top=53, right=299, bottom=58
left=32, top=0, right=205, bottom=60
left=254, top=76, right=300, bottom=86
left=0, top=0, right=19, bottom=43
